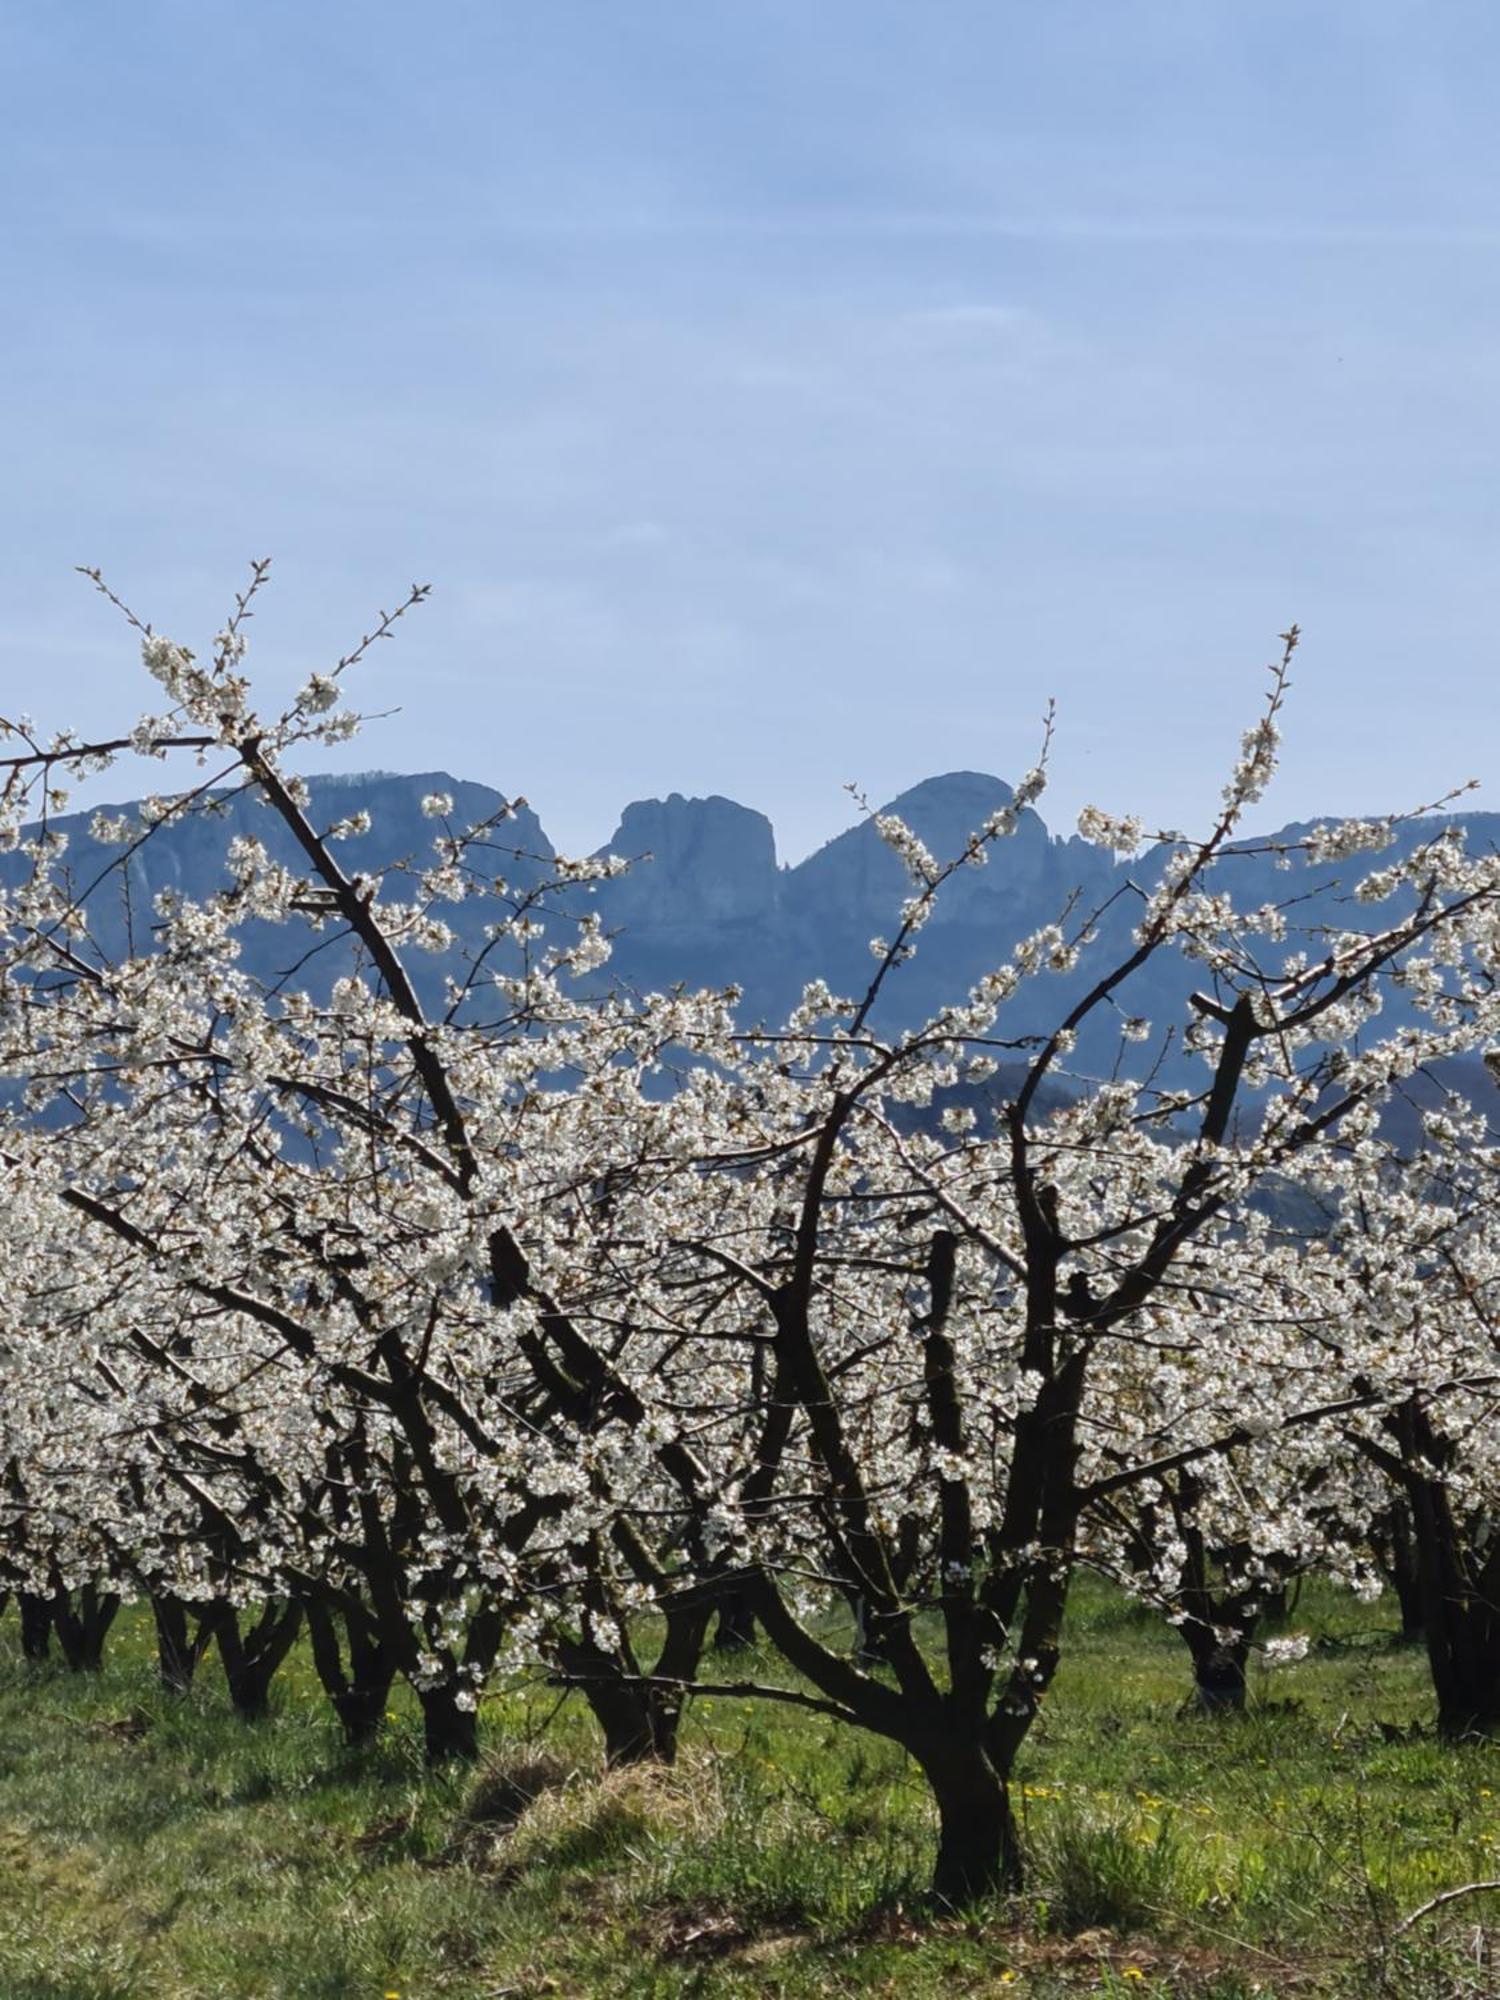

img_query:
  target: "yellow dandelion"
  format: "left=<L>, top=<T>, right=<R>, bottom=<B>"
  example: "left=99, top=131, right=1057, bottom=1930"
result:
left=1123, top=1972, right=1146, bottom=1984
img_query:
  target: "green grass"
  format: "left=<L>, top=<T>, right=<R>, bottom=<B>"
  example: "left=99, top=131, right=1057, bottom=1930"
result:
left=2, top=1583, right=1499, bottom=1996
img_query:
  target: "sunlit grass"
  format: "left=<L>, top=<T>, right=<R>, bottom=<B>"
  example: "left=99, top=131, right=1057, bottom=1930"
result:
left=0, top=1579, right=1497, bottom=1995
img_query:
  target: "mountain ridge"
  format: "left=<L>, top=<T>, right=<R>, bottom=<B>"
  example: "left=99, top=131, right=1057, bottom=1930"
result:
left=17, top=766, right=1500, bottom=1124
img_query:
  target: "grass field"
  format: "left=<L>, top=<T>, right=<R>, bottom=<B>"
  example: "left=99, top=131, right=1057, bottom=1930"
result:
left=2, top=1583, right=1499, bottom=1998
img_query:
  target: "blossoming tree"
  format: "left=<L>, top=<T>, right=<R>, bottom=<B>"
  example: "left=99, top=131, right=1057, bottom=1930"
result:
left=5, top=578, right=1500, bottom=1902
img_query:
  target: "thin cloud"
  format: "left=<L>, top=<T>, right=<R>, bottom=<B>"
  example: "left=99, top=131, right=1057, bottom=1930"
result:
left=69, top=207, right=1500, bottom=250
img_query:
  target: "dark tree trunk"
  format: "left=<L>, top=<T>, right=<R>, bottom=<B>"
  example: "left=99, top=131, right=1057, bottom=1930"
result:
left=1258, top=1581, right=1289, bottom=1626
left=50, top=1582, right=121, bottom=1672
left=848, top=1591, right=898, bottom=1668
left=712, top=1588, right=756, bottom=1653
left=334, top=1652, right=397, bottom=1745
left=1429, top=1630, right=1500, bottom=1738
left=557, top=1589, right=710, bottom=1768
left=570, top=1652, right=660, bottom=1765
left=1182, top=1626, right=1251, bottom=1713
left=1415, top=1520, right=1500, bottom=1739
left=918, top=1738, right=1022, bottom=1904
left=558, top=1632, right=689, bottom=1767
left=1150, top=1472, right=1263, bottom=1714
left=151, top=1593, right=217, bottom=1694
left=1387, top=1503, right=1426, bottom=1641
left=1382, top=1405, right=1500, bottom=1738
left=18, top=1591, right=51, bottom=1661
left=417, top=1682, right=479, bottom=1764
left=153, top=1595, right=193, bottom=1692
left=304, top=1597, right=397, bottom=1745
left=217, top=1600, right=304, bottom=1721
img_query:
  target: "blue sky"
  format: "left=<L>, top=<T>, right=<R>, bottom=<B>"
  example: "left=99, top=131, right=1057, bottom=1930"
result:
left=4, top=2, right=1500, bottom=859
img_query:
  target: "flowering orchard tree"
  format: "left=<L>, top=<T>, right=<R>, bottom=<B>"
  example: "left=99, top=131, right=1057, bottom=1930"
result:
left=1277, top=1108, right=1500, bottom=1740
left=1065, top=1215, right=1398, bottom=1712
left=1080, top=1379, right=1372, bottom=1714
left=570, top=633, right=1500, bottom=1899
left=0, top=565, right=746, bottom=1759
left=3, top=577, right=1500, bottom=1901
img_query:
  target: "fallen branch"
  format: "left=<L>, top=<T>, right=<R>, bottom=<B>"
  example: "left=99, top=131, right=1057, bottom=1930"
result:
left=1398, top=1879, right=1500, bottom=1933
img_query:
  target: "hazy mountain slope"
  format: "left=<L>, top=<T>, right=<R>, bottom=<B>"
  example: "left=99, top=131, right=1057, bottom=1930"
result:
left=15, top=768, right=1500, bottom=1126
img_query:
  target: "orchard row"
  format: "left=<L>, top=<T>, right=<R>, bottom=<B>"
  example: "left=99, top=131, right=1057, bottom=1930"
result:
left=1, top=575, right=1498, bottom=1901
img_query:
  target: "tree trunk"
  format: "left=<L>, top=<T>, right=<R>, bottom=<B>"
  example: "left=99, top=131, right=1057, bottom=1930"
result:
left=304, top=1597, right=397, bottom=1745
left=333, top=1656, right=397, bottom=1745
left=918, top=1739, right=1022, bottom=1904
left=50, top=1582, right=121, bottom=1672
left=1431, top=1644, right=1500, bottom=1739
left=1387, top=1503, right=1425, bottom=1641
left=577, top=1667, right=659, bottom=1765
left=1184, top=1630, right=1251, bottom=1713
left=1395, top=1431, right=1500, bottom=1738
left=848, top=1590, right=897, bottom=1667
left=558, top=1592, right=709, bottom=1769
left=1421, top=1572, right=1500, bottom=1740
left=712, top=1588, right=756, bottom=1653
left=217, top=1600, right=304, bottom=1721
left=1258, top=1581, right=1289, bottom=1626
left=151, top=1593, right=216, bottom=1694
left=558, top=1636, right=683, bottom=1766
left=1192, top=1632, right=1248, bottom=1712
left=417, top=1682, right=479, bottom=1763
left=18, top=1591, right=51, bottom=1661
left=1393, top=1567, right=1425, bottom=1644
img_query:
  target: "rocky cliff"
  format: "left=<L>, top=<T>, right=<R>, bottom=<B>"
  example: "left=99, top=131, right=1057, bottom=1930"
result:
left=17, top=767, right=1500, bottom=1118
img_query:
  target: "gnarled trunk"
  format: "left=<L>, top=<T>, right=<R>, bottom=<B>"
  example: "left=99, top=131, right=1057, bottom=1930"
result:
left=50, top=1581, right=121, bottom=1672
left=1413, top=1509, right=1500, bottom=1739
left=217, top=1600, right=304, bottom=1721
left=1375, top=1404, right=1500, bottom=1737
left=18, top=1591, right=51, bottom=1661
left=712, top=1588, right=756, bottom=1653
left=304, top=1597, right=397, bottom=1745
left=558, top=1594, right=711, bottom=1768
left=417, top=1682, right=479, bottom=1763
left=916, top=1737, right=1022, bottom=1904
left=1372, top=1500, right=1424, bottom=1640
left=564, top=1641, right=668, bottom=1766
left=151, top=1593, right=218, bottom=1694
left=1182, top=1625, right=1251, bottom=1713
left=1429, top=1623, right=1500, bottom=1740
